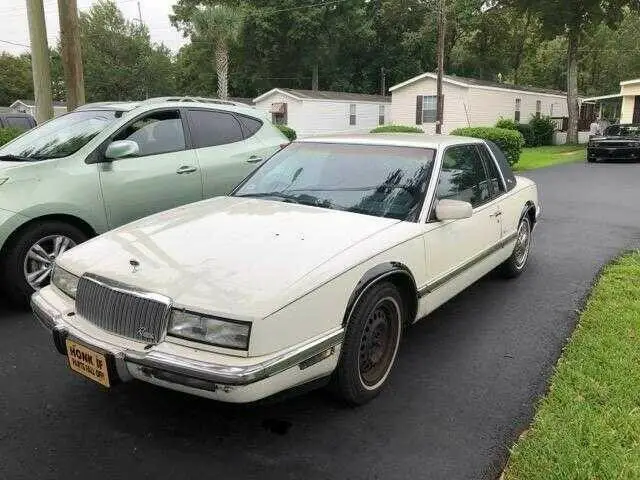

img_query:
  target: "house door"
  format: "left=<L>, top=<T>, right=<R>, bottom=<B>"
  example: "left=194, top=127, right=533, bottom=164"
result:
left=633, top=96, right=640, bottom=124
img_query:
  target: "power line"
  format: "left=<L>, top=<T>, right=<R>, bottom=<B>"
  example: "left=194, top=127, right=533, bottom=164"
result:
left=268, top=0, right=349, bottom=13
left=0, top=39, right=30, bottom=48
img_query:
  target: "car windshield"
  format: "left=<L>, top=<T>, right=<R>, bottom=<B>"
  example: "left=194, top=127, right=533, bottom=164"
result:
left=0, top=110, right=121, bottom=161
left=234, top=142, right=436, bottom=221
left=603, top=124, right=640, bottom=137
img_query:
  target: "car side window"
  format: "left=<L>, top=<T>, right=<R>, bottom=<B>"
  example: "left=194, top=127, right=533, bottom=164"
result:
left=476, top=144, right=506, bottom=198
left=114, top=110, right=185, bottom=157
left=236, top=114, right=263, bottom=139
left=437, top=145, right=491, bottom=208
left=187, top=109, right=244, bottom=148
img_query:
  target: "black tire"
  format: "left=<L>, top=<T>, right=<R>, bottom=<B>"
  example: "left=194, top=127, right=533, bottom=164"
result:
left=0, top=221, right=87, bottom=306
left=500, top=215, right=532, bottom=279
left=332, top=282, right=404, bottom=405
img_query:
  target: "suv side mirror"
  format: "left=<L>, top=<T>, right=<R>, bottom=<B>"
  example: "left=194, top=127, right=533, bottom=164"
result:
left=435, top=199, right=473, bottom=221
left=105, top=140, right=139, bottom=160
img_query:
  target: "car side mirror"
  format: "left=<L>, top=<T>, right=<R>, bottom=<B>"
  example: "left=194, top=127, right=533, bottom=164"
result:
left=435, top=199, right=473, bottom=221
left=104, top=140, right=139, bottom=160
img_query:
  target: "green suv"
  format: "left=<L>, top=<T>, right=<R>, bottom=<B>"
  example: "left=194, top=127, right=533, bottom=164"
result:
left=0, top=97, right=287, bottom=304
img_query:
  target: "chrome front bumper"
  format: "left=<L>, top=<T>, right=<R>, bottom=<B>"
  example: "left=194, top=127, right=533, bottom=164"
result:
left=32, top=290, right=343, bottom=401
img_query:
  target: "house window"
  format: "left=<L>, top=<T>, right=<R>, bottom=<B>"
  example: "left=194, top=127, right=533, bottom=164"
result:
left=422, top=95, right=437, bottom=123
left=515, top=98, right=521, bottom=122
left=536, top=100, right=542, bottom=118
left=349, top=104, right=357, bottom=125
left=379, top=105, right=385, bottom=125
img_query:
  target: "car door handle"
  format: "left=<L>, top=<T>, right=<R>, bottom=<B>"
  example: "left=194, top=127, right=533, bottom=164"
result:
left=490, top=210, right=503, bottom=218
left=247, top=156, right=264, bottom=164
left=176, top=165, right=198, bottom=174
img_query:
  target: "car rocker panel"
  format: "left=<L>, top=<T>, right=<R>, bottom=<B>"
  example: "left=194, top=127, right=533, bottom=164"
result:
left=33, top=135, right=540, bottom=405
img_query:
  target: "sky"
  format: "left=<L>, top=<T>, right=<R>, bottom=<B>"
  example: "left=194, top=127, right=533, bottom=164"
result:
left=0, top=0, right=188, bottom=55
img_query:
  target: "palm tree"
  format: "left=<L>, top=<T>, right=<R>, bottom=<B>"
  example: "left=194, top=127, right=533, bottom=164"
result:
left=190, top=5, right=244, bottom=100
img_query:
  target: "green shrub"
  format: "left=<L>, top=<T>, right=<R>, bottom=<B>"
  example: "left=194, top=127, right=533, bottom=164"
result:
left=276, top=124, right=297, bottom=141
left=0, top=127, right=23, bottom=146
left=528, top=115, right=556, bottom=147
left=516, top=123, right=535, bottom=147
left=495, top=118, right=519, bottom=130
left=450, top=126, right=524, bottom=166
left=370, top=124, right=424, bottom=134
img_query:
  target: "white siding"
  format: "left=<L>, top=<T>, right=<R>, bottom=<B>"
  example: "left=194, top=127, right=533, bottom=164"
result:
left=390, top=76, right=569, bottom=133
left=466, top=88, right=567, bottom=126
left=254, top=91, right=388, bottom=137
left=390, top=77, right=470, bottom=133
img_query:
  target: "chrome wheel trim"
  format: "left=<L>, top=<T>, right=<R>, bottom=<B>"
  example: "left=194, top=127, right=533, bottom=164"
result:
left=513, top=219, right=531, bottom=270
left=357, top=296, right=402, bottom=391
left=23, top=235, right=77, bottom=290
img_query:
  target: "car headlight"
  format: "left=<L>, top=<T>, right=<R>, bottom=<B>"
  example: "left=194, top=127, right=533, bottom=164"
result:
left=51, top=265, right=80, bottom=299
left=168, top=310, right=251, bottom=350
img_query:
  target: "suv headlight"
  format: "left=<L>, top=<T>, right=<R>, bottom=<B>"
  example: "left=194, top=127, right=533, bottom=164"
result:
left=168, top=310, right=251, bottom=350
left=51, top=265, right=80, bottom=299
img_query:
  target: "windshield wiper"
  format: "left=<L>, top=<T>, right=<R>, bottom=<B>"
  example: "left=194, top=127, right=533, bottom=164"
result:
left=0, top=154, right=33, bottom=162
left=236, top=192, right=302, bottom=204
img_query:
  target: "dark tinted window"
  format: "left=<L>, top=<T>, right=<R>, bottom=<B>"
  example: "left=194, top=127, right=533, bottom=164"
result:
left=485, top=140, right=517, bottom=191
left=187, top=110, right=244, bottom=148
left=5, top=116, right=33, bottom=130
left=235, top=143, right=436, bottom=221
left=114, top=110, right=185, bottom=157
left=437, top=145, right=490, bottom=208
left=604, top=124, right=640, bottom=136
left=477, top=144, right=505, bottom=197
left=237, top=115, right=262, bottom=138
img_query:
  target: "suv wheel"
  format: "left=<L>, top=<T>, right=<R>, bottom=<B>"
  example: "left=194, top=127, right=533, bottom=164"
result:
left=1, top=221, right=87, bottom=306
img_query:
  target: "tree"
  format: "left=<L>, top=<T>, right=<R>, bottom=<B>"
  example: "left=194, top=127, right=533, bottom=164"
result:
left=0, top=54, right=34, bottom=106
left=79, top=0, right=175, bottom=101
left=502, top=0, right=640, bottom=144
left=188, top=5, right=244, bottom=100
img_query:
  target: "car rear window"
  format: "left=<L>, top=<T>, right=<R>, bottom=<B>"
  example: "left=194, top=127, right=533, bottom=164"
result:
left=237, top=114, right=263, bottom=138
left=4, top=116, right=33, bottom=130
left=485, top=140, right=517, bottom=191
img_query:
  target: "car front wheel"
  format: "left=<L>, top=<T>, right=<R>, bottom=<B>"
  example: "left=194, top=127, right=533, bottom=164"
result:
left=332, top=282, right=404, bottom=405
left=500, top=215, right=532, bottom=278
left=0, top=221, right=87, bottom=305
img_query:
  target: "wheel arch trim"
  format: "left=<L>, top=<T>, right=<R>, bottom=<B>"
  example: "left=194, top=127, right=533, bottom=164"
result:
left=342, top=262, right=418, bottom=327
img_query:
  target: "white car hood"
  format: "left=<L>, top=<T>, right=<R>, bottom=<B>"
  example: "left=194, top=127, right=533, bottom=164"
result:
left=60, top=196, right=402, bottom=319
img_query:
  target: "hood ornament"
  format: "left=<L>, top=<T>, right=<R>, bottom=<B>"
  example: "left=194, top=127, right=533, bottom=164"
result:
left=129, top=259, right=140, bottom=273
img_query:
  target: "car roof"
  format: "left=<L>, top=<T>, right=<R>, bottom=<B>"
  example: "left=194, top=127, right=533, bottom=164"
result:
left=296, top=134, right=484, bottom=149
left=75, top=97, right=261, bottom=118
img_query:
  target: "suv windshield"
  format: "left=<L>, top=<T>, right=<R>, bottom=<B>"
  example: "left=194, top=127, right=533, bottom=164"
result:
left=235, top=142, right=436, bottom=221
left=0, top=110, right=121, bottom=161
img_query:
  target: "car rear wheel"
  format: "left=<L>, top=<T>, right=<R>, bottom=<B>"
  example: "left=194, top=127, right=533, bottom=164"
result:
left=332, top=282, right=404, bottom=405
left=500, top=215, right=532, bottom=278
left=0, top=221, right=87, bottom=306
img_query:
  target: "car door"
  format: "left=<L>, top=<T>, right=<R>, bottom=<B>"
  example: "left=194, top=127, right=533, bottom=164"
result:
left=422, top=144, right=502, bottom=305
left=476, top=142, right=511, bottom=239
left=98, top=108, right=203, bottom=228
left=185, top=108, right=275, bottom=197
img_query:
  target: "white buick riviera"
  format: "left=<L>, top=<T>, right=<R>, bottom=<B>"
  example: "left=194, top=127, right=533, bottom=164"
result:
left=33, top=134, right=540, bottom=405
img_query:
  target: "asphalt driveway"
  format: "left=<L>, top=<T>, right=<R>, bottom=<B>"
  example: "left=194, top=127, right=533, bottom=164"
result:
left=1, top=161, right=639, bottom=480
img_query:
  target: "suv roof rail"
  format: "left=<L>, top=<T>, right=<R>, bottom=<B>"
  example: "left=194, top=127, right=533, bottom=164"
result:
left=141, top=96, right=253, bottom=108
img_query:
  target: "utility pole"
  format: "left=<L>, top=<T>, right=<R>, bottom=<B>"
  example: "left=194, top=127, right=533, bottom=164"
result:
left=435, top=0, right=446, bottom=134
left=137, top=1, right=143, bottom=23
left=380, top=67, right=386, bottom=97
left=26, top=0, right=54, bottom=123
left=58, top=0, right=85, bottom=111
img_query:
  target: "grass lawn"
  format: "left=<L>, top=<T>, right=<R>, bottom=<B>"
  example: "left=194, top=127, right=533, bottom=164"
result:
left=504, top=252, right=640, bottom=480
left=515, top=145, right=586, bottom=171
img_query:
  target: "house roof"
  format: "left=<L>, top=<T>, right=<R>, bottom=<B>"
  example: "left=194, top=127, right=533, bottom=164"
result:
left=11, top=99, right=67, bottom=108
left=389, top=72, right=567, bottom=97
left=254, top=88, right=390, bottom=104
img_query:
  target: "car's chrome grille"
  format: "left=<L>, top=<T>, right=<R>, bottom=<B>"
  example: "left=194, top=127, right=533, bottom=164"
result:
left=76, top=274, right=171, bottom=344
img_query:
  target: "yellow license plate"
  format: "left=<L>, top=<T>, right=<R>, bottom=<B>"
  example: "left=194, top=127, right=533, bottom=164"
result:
left=66, top=339, right=110, bottom=387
